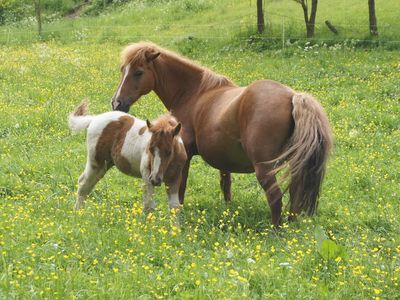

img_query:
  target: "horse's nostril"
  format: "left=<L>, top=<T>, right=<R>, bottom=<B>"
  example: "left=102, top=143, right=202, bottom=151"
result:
left=112, top=100, right=120, bottom=111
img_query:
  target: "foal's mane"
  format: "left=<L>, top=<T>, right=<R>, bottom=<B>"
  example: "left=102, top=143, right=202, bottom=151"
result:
left=150, top=113, right=178, bottom=134
left=121, top=42, right=235, bottom=93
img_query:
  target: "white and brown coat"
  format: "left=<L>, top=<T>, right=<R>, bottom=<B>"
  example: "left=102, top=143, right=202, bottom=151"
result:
left=68, top=102, right=187, bottom=212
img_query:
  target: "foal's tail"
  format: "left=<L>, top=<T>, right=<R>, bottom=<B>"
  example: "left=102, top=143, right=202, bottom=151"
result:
left=272, top=93, right=333, bottom=216
left=68, top=101, right=93, bottom=133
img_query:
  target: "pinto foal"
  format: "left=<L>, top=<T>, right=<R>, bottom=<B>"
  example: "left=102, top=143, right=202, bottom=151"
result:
left=68, top=102, right=187, bottom=212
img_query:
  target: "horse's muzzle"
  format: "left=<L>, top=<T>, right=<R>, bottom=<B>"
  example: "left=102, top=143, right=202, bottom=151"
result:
left=111, top=96, right=132, bottom=112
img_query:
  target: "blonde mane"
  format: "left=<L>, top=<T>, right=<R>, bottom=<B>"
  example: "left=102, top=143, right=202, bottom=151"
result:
left=121, top=42, right=235, bottom=93
left=150, top=113, right=178, bottom=133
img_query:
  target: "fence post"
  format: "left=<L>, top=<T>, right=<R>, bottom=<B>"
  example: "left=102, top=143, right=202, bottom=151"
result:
left=7, top=28, right=11, bottom=44
left=282, top=17, right=285, bottom=51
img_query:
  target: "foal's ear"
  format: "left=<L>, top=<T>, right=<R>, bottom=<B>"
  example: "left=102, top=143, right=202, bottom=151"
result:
left=172, top=123, right=182, bottom=136
left=146, top=119, right=152, bottom=129
left=145, top=51, right=160, bottom=63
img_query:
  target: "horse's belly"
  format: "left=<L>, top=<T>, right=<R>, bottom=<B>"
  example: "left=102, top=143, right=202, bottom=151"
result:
left=197, top=139, right=254, bottom=173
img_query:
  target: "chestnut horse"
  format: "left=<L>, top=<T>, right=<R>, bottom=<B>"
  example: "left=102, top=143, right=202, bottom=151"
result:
left=69, top=101, right=187, bottom=212
left=111, top=42, right=332, bottom=226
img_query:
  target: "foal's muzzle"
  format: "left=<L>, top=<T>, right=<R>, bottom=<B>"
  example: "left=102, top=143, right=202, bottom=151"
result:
left=150, top=178, right=162, bottom=186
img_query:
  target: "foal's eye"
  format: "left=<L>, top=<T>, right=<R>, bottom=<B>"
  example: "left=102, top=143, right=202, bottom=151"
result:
left=165, top=150, right=172, bottom=156
left=134, top=70, right=144, bottom=77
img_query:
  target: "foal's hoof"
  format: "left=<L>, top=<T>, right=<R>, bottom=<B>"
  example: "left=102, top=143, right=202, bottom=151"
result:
left=143, top=207, right=156, bottom=214
left=74, top=202, right=84, bottom=210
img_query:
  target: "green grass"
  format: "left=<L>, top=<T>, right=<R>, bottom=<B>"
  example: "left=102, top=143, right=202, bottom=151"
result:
left=1, top=0, right=400, bottom=298
left=1, top=41, right=399, bottom=299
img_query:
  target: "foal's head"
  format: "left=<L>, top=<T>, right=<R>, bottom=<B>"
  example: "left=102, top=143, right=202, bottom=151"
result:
left=146, top=115, right=182, bottom=186
left=112, top=43, right=161, bottom=112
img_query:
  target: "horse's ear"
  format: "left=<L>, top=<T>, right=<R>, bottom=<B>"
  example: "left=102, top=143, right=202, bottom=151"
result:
left=146, top=119, right=152, bottom=129
left=145, top=51, right=160, bottom=63
left=172, top=123, right=182, bottom=136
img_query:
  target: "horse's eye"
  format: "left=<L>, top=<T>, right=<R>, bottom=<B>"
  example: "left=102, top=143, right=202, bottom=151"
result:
left=134, top=70, right=143, bottom=77
left=165, top=150, right=172, bottom=156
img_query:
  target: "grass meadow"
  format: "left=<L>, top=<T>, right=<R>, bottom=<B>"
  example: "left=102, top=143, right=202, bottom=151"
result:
left=1, top=0, right=400, bottom=299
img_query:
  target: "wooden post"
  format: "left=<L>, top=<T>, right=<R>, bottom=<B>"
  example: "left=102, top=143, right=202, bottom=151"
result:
left=35, top=0, right=42, bottom=38
left=368, top=0, right=378, bottom=36
left=325, top=20, right=338, bottom=34
left=257, top=0, right=265, bottom=33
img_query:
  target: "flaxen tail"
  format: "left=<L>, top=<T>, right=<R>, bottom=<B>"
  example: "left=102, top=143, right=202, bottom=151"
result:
left=272, top=93, right=333, bottom=216
left=68, top=101, right=93, bottom=133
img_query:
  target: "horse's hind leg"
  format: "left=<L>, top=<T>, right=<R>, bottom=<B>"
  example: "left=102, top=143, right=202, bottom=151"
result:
left=75, top=162, right=107, bottom=210
left=288, top=181, right=302, bottom=222
left=220, top=170, right=231, bottom=203
left=254, top=163, right=283, bottom=227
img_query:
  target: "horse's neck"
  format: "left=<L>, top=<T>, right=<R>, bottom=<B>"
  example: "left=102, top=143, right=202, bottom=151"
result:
left=153, top=57, right=203, bottom=110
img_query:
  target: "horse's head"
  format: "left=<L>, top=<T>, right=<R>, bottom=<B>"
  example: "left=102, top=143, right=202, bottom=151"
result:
left=112, top=44, right=160, bottom=112
left=146, top=117, right=181, bottom=186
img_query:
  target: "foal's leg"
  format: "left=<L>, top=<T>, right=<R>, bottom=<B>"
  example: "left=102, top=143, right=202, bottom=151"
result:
left=219, top=170, right=232, bottom=203
left=254, top=163, right=283, bottom=227
left=178, top=155, right=192, bottom=204
left=142, top=182, right=155, bottom=213
left=76, top=162, right=107, bottom=210
left=166, top=182, right=180, bottom=210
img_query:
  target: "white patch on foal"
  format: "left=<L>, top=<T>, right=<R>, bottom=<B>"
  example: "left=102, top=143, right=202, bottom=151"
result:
left=121, top=119, right=150, bottom=177
left=168, top=192, right=180, bottom=209
left=151, top=147, right=161, bottom=179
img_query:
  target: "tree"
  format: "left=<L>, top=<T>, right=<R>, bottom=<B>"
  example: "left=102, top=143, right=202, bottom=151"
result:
left=368, top=0, right=378, bottom=36
left=293, top=0, right=318, bottom=38
left=256, top=0, right=265, bottom=34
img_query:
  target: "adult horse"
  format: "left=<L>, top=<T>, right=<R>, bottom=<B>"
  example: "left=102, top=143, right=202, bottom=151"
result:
left=111, top=42, right=332, bottom=226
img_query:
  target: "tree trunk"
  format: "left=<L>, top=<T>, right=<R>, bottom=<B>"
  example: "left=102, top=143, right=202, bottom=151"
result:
left=35, top=0, right=42, bottom=37
left=257, top=0, right=265, bottom=34
left=307, top=0, right=318, bottom=38
left=368, top=0, right=378, bottom=36
left=298, top=0, right=318, bottom=38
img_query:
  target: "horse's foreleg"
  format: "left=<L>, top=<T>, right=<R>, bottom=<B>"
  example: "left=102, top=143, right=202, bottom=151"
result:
left=76, top=163, right=107, bottom=210
left=254, top=163, right=283, bottom=227
left=219, top=170, right=232, bottom=203
left=178, top=156, right=192, bottom=204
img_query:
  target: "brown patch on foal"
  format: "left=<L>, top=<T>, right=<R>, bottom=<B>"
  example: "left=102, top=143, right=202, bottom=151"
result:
left=95, top=116, right=134, bottom=174
left=138, top=126, right=146, bottom=135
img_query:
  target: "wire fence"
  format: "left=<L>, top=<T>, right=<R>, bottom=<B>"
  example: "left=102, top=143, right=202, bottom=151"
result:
left=1, top=11, right=400, bottom=48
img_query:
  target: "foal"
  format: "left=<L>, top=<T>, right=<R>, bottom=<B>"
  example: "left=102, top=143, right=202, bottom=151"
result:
left=68, top=102, right=187, bottom=212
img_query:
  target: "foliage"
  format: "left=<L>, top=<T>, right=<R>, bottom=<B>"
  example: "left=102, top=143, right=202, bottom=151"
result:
left=0, top=0, right=399, bottom=49
left=0, top=0, right=32, bottom=24
left=315, top=226, right=347, bottom=261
